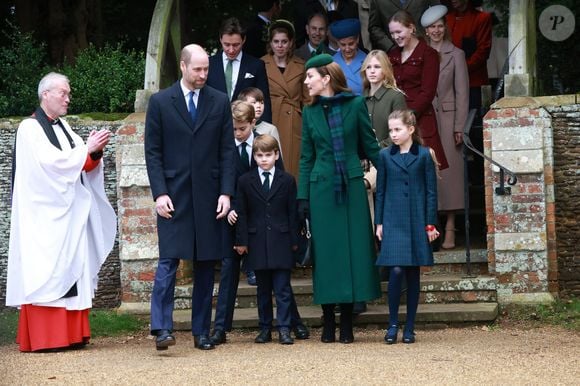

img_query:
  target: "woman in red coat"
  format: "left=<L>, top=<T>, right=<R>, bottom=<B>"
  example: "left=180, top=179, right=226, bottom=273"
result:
left=387, top=10, right=448, bottom=170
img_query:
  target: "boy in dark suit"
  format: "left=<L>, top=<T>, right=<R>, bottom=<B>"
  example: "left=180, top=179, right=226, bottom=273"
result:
left=234, top=134, right=299, bottom=345
left=210, top=102, right=309, bottom=345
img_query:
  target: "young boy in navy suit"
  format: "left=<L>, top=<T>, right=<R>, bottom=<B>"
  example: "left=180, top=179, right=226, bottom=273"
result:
left=210, top=102, right=309, bottom=345
left=234, top=134, right=299, bottom=345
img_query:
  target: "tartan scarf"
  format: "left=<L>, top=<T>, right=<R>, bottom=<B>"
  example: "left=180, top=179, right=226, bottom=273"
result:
left=320, top=93, right=349, bottom=203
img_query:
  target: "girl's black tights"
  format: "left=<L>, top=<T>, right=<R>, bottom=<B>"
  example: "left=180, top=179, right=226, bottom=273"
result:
left=388, top=266, right=420, bottom=331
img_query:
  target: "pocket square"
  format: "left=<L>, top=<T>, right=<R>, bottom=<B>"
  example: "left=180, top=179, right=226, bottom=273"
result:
left=244, top=72, right=255, bottom=79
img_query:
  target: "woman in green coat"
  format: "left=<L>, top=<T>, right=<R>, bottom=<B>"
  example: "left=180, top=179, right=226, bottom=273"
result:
left=298, top=54, right=381, bottom=344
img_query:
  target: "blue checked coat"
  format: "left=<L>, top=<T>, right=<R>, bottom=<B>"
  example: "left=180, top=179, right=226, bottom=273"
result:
left=375, top=143, right=437, bottom=266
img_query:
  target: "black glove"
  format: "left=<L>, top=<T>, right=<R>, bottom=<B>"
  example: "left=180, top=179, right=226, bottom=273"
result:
left=297, top=199, right=310, bottom=222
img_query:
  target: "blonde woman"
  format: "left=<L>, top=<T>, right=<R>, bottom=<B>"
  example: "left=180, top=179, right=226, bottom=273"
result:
left=362, top=50, right=407, bottom=148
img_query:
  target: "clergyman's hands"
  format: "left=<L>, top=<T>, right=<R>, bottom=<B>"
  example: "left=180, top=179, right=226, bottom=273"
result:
left=86, top=129, right=111, bottom=153
left=155, top=194, right=174, bottom=219
left=216, top=195, right=231, bottom=219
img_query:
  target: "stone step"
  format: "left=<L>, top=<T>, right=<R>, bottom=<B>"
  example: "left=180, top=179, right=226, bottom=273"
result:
left=172, top=274, right=498, bottom=310
left=172, top=302, right=499, bottom=331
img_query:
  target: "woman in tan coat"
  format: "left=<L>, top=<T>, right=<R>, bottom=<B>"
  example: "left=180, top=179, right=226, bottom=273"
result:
left=262, top=19, right=309, bottom=178
left=422, top=5, right=469, bottom=249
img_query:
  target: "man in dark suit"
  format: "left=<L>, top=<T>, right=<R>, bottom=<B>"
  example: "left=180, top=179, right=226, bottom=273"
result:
left=207, top=17, right=273, bottom=123
left=145, top=44, right=236, bottom=351
left=294, top=12, right=334, bottom=61
left=244, top=0, right=282, bottom=59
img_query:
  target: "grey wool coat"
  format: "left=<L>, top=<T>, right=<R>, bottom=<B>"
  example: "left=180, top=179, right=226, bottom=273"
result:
left=375, top=143, right=437, bottom=267
left=298, top=95, right=382, bottom=304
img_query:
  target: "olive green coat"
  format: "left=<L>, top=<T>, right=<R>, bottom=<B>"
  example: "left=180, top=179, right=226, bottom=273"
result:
left=297, top=95, right=381, bottom=304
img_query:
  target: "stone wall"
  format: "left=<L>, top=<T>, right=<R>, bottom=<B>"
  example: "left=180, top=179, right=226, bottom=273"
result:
left=484, top=95, right=580, bottom=302
left=0, top=118, right=122, bottom=309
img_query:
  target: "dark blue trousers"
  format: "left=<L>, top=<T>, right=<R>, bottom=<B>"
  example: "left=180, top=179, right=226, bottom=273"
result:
left=213, top=255, right=243, bottom=332
left=213, top=257, right=305, bottom=332
left=255, top=269, right=292, bottom=331
left=150, top=258, right=216, bottom=336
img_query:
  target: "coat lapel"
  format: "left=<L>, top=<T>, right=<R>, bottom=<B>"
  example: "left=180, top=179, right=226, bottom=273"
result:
left=439, top=41, right=455, bottom=74
left=268, top=171, right=283, bottom=199
left=171, top=83, right=195, bottom=131
left=390, top=143, right=419, bottom=171
left=193, top=87, right=212, bottom=132
left=251, top=171, right=269, bottom=200
left=233, top=55, right=249, bottom=97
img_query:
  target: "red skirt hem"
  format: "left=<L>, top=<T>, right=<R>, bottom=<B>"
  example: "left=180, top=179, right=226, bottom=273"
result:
left=16, top=305, right=91, bottom=352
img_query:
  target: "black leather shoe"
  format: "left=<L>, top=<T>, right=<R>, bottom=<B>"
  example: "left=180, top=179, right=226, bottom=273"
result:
left=293, top=324, right=310, bottom=340
left=155, top=329, right=176, bottom=351
left=210, top=330, right=226, bottom=345
left=254, top=330, right=272, bottom=343
left=279, top=330, right=294, bottom=345
left=193, top=335, right=215, bottom=350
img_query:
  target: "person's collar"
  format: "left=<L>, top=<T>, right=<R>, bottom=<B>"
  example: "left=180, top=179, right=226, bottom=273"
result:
left=259, top=166, right=275, bottom=176
left=307, top=42, right=318, bottom=52
left=235, top=131, right=255, bottom=147
left=180, top=79, right=197, bottom=97
left=222, top=51, right=243, bottom=63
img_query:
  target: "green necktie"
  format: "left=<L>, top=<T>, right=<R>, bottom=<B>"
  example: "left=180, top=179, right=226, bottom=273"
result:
left=240, top=142, right=249, bottom=167
left=225, top=59, right=234, bottom=99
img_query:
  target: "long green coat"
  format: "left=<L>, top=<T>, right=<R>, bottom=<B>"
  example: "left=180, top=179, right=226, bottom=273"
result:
left=297, top=95, right=381, bottom=304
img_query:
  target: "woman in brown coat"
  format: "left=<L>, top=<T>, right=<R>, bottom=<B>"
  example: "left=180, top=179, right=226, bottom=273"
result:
left=262, top=20, right=309, bottom=178
left=422, top=5, right=469, bottom=248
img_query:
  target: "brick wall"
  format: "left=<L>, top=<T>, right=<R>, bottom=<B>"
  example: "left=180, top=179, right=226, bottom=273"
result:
left=0, top=118, right=122, bottom=309
left=484, top=96, right=580, bottom=302
left=548, top=104, right=580, bottom=298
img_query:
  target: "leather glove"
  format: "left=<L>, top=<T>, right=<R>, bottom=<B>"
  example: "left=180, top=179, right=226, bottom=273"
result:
left=297, top=199, right=310, bottom=222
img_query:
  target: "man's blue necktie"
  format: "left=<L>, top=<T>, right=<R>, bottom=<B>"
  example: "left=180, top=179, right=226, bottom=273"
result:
left=188, top=90, right=197, bottom=124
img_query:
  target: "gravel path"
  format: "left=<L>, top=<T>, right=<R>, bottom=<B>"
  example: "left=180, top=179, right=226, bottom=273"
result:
left=1, top=326, right=578, bottom=385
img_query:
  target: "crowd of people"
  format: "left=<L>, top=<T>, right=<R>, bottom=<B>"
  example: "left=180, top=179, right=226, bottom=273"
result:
left=6, top=0, right=493, bottom=352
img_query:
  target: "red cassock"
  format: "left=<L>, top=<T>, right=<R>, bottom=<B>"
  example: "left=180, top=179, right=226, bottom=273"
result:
left=446, top=7, right=492, bottom=87
left=389, top=40, right=449, bottom=170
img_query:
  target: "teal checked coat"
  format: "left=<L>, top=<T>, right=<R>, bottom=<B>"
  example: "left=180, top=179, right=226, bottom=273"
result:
left=297, top=95, right=382, bottom=305
left=375, top=143, right=438, bottom=267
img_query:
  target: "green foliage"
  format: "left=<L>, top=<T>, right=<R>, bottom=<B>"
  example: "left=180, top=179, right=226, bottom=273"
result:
left=0, top=309, right=147, bottom=346
left=61, top=43, right=145, bottom=114
left=0, top=22, right=50, bottom=117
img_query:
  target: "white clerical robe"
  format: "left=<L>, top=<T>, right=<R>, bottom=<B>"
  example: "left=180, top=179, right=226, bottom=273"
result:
left=6, top=117, right=116, bottom=310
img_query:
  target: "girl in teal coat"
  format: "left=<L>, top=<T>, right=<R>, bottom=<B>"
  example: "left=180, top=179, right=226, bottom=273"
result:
left=375, top=109, right=440, bottom=344
left=298, top=54, right=381, bottom=344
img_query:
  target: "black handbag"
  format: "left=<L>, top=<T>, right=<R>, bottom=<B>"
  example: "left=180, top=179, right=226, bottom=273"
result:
left=295, top=218, right=313, bottom=267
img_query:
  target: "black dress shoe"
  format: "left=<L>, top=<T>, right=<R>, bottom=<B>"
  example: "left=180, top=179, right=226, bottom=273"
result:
left=254, top=330, right=272, bottom=343
left=293, top=324, right=310, bottom=340
left=279, top=330, right=294, bottom=345
left=155, top=329, right=176, bottom=351
left=193, top=335, right=215, bottom=350
left=210, top=330, right=226, bottom=345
